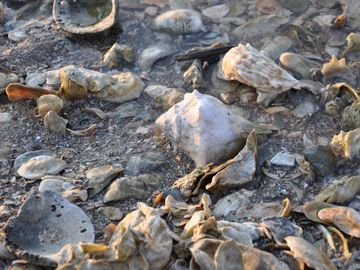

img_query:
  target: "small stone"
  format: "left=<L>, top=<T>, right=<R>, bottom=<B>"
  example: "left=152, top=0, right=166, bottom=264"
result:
left=0, top=205, right=12, bottom=219
left=293, top=101, right=316, bottom=118
left=38, top=178, right=64, bottom=193
left=270, top=152, right=295, bottom=167
left=0, top=112, right=12, bottom=123
left=103, top=43, right=134, bottom=68
left=261, top=36, right=293, bottom=60
left=202, top=4, right=229, bottom=21
left=138, top=43, right=176, bottom=71
left=104, top=174, right=162, bottom=203
left=100, top=207, right=123, bottom=221
left=144, top=84, right=185, bottom=109
left=126, top=151, right=167, bottom=175
left=25, top=72, right=46, bottom=87
left=62, top=189, right=88, bottom=202
left=304, top=145, right=337, bottom=177
left=278, top=0, right=309, bottom=13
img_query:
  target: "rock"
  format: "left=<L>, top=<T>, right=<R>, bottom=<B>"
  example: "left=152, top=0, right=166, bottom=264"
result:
left=0, top=205, right=12, bottom=219
left=236, top=202, right=283, bottom=220
left=62, top=189, right=88, bottom=202
left=321, top=56, right=354, bottom=83
left=213, top=190, right=253, bottom=217
left=126, top=152, right=167, bottom=175
left=331, top=128, right=360, bottom=160
left=222, top=43, right=299, bottom=106
left=270, top=152, right=295, bottom=167
left=155, top=90, right=266, bottom=166
left=53, top=0, right=118, bottom=35
left=278, top=0, right=309, bottom=13
left=25, top=72, right=46, bottom=87
left=0, top=72, right=19, bottom=92
left=280, top=53, right=321, bottom=79
left=153, top=9, right=205, bottom=34
left=261, top=36, right=293, bottom=60
left=86, top=165, right=124, bottom=197
left=5, top=191, right=94, bottom=267
left=202, top=4, right=229, bottom=21
left=183, top=59, right=206, bottom=89
left=138, top=43, right=176, bottom=71
left=44, top=111, right=68, bottom=135
left=36, top=94, right=64, bottom=118
left=104, top=174, right=162, bottom=203
left=59, top=65, right=144, bottom=103
left=0, top=112, right=12, bottom=123
left=232, top=15, right=289, bottom=40
left=144, top=84, right=185, bottom=109
left=103, top=43, right=134, bottom=68
left=17, top=154, right=67, bottom=180
left=100, top=207, right=123, bottom=220
left=304, top=145, right=337, bottom=177
left=292, top=101, right=316, bottom=118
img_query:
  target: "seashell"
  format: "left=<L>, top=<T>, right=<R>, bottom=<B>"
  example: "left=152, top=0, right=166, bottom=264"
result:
left=17, top=154, right=67, bottom=180
left=315, top=175, right=360, bottom=204
left=280, top=52, right=321, bottom=80
left=138, top=43, right=176, bottom=71
left=341, top=32, right=360, bottom=57
left=342, top=102, right=360, bottom=129
left=5, top=191, right=94, bottom=267
left=53, top=0, right=118, bottom=35
left=59, top=68, right=88, bottom=100
left=221, top=43, right=299, bottom=106
left=44, top=110, right=68, bottom=135
left=331, top=128, right=360, bottom=159
left=183, top=59, right=206, bottom=89
left=285, top=236, right=337, bottom=270
left=260, top=217, right=303, bottom=246
left=303, top=201, right=336, bottom=224
left=318, top=207, right=360, bottom=237
left=155, top=90, right=269, bottom=166
left=321, top=56, right=354, bottom=83
left=35, top=94, right=64, bottom=118
left=260, top=36, right=293, bottom=60
left=0, top=73, right=19, bottom=93
left=67, top=124, right=97, bottom=136
left=5, top=83, right=57, bottom=102
left=153, top=9, right=205, bottom=35
left=14, top=150, right=56, bottom=172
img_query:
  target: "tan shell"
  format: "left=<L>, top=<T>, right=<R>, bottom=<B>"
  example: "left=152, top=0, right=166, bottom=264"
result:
left=330, top=128, right=360, bottom=159
left=35, top=94, right=63, bottom=118
left=221, top=43, right=299, bottom=106
left=44, top=110, right=68, bottom=135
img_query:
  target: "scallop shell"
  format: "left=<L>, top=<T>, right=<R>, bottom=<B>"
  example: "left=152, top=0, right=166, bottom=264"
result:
left=53, top=0, right=118, bottom=35
left=221, top=43, right=299, bottom=106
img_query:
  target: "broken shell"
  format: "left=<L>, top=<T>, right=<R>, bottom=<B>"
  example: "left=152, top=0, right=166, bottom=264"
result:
left=6, top=83, right=57, bottom=102
left=260, top=217, right=303, bottom=246
left=35, top=94, right=64, bottom=118
left=138, top=43, right=176, bottom=71
left=315, top=175, right=360, bottom=204
left=321, top=56, right=354, bottom=83
left=17, top=154, right=67, bottom=180
left=318, top=207, right=360, bottom=237
left=53, top=0, right=118, bottom=35
left=153, top=9, right=205, bottom=35
left=5, top=191, right=94, bottom=267
left=285, top=236, right=337, bottom=270
left=341, top=32, right=360, bottom=57
left=221, top=43, right=299, bottom=106
left=330, top=128, right=360, bottom=159
left=67, top=124, right=97, bottom=136
left=325, top=82, right=360, bottom=103
left=14, top=150, right=56, bottom=172
left=59, top=68, right=88, bottom=100
left=44, top=110, right=68, bottom=135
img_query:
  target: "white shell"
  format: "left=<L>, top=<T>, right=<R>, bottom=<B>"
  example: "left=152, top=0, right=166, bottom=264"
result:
left=155, top=90, right=259, bottom=166
left=221, top=43, right=299, bottom=106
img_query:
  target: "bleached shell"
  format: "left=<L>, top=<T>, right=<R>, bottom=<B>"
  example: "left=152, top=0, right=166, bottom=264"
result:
left=331, top=128, right=360, bottom=159
left=221, top=43, right=299, bottom=106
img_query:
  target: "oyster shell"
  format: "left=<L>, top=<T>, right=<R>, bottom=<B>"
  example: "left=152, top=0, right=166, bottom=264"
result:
left=5, top=191, right=94, bottom=267
left=341, top=32, right=360, bottom=57
left=44, top=110, right=68, bottom=135
left=221, top=43, right=299, bottom=106
left=53, top=0, right=118, bottom=35
left=331, top=128, right=360, bottom=159
left=321, top=56, right=354, bottom=83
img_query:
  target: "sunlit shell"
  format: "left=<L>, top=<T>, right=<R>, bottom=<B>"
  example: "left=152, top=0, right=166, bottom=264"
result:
left=53, top=0, right=118, bottom=35
left=285, top=236, right=337, bottom=270
left=321, top=56, right=354, bottom=82
left=6, top=83, right=57, bottom=102
left=318, top=207, right=360, bottom=238
left=221, top=43, right=299, bottom=106
left=330, top=128, right=360, bottom=159
left=35, top=94, right=63, bottom=118
left=303, top=201, right=336, bottom=224
left=341, top=32, right=360, bottom=57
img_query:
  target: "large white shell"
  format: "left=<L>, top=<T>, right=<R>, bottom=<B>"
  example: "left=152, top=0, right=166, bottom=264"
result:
left=155, top=90, right=262, bottom=166
left=221, top=43, right=299, bottom=106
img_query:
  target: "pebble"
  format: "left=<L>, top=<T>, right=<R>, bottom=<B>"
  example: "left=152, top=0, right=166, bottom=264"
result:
left=213, top=190, right=253, bottom=217
left=270, top=152, right=296, bottom=167
left=293, top=101, right=316, bottom=118
left=0, top=112, right=12, bottom=123
left=38, top=178, right=64, bottom=193
left=202, top=4, right=229, bottom=21
left=103, top=43, right=134, bottom=68
left=126, top=151, right=167, bottom=175
left=138, top=43, right=176, bottom=71
left=100, top=207, right=123, bottom=221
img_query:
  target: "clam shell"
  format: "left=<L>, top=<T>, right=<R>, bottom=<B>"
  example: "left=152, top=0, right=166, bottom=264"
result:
left=53, top=0, right=118, bottom=35
left=36, top=94, right=64, bottom=118
left=221, top=43, right=299, bottom=106
left=6, top=83, right=57, bottom=102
